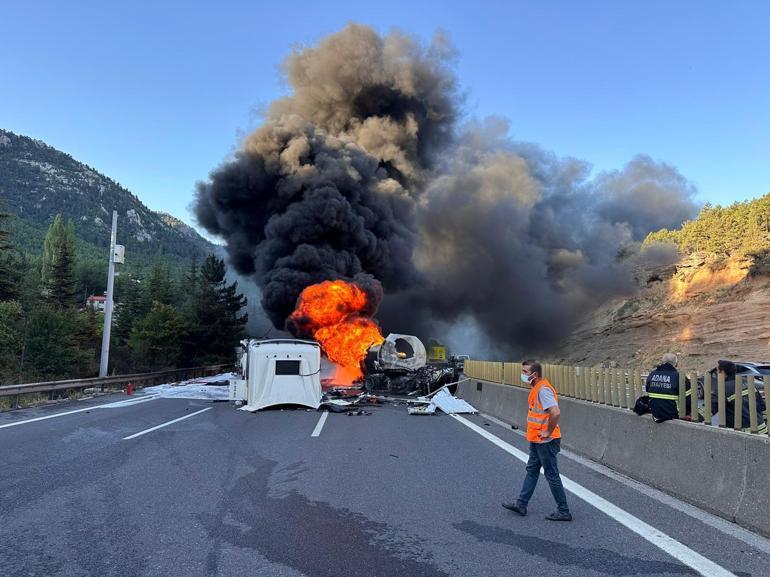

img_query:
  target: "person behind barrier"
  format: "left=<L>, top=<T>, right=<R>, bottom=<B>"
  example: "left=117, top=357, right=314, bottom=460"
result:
left=502, top=360, right=572, bottom=521
left=710, top=361, right=768, bottom=433
left=645, top=353, right=693, bottom=423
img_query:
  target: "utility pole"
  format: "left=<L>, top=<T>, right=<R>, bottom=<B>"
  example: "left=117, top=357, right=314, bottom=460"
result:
left=99, top=211, right=123, bottom=377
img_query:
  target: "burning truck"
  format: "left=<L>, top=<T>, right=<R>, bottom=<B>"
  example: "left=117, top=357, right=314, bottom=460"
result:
left=287, top=278, right=460, bottom=396
left=362, top=333, right=458, bottom=395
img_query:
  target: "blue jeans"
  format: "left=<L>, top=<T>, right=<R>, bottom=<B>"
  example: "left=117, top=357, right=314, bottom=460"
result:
left=517, top=439, right=570, bottom=514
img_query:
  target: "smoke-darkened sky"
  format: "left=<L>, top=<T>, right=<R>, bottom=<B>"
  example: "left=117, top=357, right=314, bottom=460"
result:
left=194, top=24, right=698, bottom=354
left=1, top=1, right=768, bottom=224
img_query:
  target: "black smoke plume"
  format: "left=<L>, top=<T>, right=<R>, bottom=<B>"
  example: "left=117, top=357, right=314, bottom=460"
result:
left=195, top=24, right=698, bottom=354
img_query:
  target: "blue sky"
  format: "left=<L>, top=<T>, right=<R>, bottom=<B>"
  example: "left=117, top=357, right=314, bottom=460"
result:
left=1, top=1, right=768, bottom=228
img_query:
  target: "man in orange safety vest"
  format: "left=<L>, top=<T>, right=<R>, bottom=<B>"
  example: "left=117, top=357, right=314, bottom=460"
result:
left=502, top=360, right=572, bottom=521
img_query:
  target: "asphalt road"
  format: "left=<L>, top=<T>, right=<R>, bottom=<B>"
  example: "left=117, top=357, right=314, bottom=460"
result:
left=1, top=391, right=769, bottom=577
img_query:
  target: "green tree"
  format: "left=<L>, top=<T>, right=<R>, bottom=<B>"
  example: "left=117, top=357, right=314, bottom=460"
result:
left=0, top=301, right=24, bottom=383
left=128, top=302, right=190, bottom=370
left=20, top=306, right=98, bottom=381
left=0, top=204, right=21, bottom=302
left=41, top=215, right=77, bottom=308
left=74, top=259, right=107, bottom=304
left=146, top=260, right=175, bottom=306
left=113, top=273, right=150, bottom=346
left=189, top=255, right=247, bottom=363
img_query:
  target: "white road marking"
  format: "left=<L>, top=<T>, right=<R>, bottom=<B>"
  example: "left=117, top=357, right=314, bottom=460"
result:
left=123, top=407, right=212, bottom=440
left=311, top=412, right=328, bottom=437
left=100, top=395, right=160, bottom=408
left=478, top=411, right=770, bottom=555
left=451, top=414, right=738, bottom=577
left=0, top=396, right=160, bottom=429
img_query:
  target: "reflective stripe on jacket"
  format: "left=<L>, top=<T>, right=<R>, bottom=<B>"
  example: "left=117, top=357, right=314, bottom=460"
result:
left=526, top=379, right=561, bottom=443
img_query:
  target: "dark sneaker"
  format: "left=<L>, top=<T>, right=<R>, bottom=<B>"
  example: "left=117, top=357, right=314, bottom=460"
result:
left=502, top=502, right=527, bottom=516
left=545, top=511, right=573, bottom=521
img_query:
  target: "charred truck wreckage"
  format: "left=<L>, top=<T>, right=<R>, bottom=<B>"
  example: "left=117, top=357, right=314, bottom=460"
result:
left=229, top=333, right=468, bottom=414
left=362, top=334, right=459, bottom=396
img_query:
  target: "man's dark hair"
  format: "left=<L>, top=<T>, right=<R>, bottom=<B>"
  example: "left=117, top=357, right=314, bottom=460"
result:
left=717, top=360, right=736, bottom=378
left=523, top=360, right=542, bottom=377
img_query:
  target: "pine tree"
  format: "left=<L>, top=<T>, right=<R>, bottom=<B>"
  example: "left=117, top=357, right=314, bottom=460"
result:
left=181, top=257, right=199, bottom=307
left=0, top=301, right=24, bottom=383
left=146, top=260, right=175, bottom=306
left=0, top=204, right=21, bottom=302
left=189, top=255, right=247, bottom=363
left=20, top=306, right=93, bottom=381
left=128, top=302, right=190, bottom=370
left=113, top=273, right=150, bottom=345
left=41, top=215, right=77, bottom=308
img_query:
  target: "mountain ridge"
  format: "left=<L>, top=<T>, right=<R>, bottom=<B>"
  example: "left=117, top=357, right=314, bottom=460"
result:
left=0, top=128, right=214, bottom=264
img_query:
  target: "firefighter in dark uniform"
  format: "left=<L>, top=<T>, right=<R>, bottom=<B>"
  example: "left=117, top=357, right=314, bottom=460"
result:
left=645, top=353, right=692, bottom=422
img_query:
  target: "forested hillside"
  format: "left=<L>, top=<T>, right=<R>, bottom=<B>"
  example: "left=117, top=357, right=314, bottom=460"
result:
left=0, top=130, right=249, bottom=391
left=0, top=129, right=213, bottom=263
left=558, top=192, right=770, bottom=369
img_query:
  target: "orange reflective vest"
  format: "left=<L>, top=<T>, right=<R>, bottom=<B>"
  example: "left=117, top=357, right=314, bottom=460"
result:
left=526, top=379, right=561, bottom=443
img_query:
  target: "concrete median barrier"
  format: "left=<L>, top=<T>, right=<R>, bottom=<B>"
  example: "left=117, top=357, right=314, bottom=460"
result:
left=458, top=378, right=770, bottom=537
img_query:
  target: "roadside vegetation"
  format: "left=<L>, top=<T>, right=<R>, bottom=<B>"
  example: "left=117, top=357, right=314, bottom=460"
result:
left=644, top=193, right=770, bottom=259
left=0, top=206, right=247, bottom=385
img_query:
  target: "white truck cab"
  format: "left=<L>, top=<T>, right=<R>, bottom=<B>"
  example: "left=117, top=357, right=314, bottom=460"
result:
left=230, top=339, right=322, bottom=411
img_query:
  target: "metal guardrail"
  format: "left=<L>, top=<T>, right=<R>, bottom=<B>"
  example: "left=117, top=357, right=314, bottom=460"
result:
left=464, top=360, right=769, bottom=436
left=0, top=364, right=231, bottom=403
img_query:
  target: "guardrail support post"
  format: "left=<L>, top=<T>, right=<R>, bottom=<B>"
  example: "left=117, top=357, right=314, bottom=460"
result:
left=689, top=370, right=698, bottom=422
left=734, top=375, right=744, bottom=431
left=703, top=370, right=712, bottom=424
left=747, top=376, right=758, bottom=433
left=717, top=371, right=726, bottom=428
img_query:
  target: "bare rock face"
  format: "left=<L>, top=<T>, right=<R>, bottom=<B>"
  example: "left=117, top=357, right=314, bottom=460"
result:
left=557, top=253, right=770, bottom=371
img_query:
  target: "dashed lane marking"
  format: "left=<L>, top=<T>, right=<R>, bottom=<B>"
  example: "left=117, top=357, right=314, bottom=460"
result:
left=311, top=412, right=329, bottom=437
left=123, top=407, right=212, bottom=440
left=0, top=396, right=160, bottom=429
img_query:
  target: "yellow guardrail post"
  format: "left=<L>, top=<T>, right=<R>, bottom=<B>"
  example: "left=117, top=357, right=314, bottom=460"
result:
left=608, top=368, right=615, bottom=406
left=602, top=367, right=609, bottom=405
left=632, top=367, right=640, bottom=402
left=717, top=371, right=726, bottom=428
left=594, top=368, right=600, bottom=403
left=703, top=370, right=712, bottom=425
left=688, top=370, right=698, bottom=422
left=592, top=367, right=599, bottom=402
left=747, top=376, right=758, bottom=434
left=561, top=365, right=567, bottom=396
left=677, top=369, right=686, bottom=419
left=734, top=375, right=744, bottom=431
left=620, top=369, right=631, bottom=409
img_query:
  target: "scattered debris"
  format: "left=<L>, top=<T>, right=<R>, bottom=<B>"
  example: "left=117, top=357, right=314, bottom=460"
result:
left=407, top=404, right=436, bottom=415
left=364, top=364, right=458, bottom=395
left=141, top=373, right=239, bottom=401
left=429, top=389, right=477, bottom=414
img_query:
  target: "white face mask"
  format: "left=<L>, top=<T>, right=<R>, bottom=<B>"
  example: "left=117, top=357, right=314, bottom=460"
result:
left=521, top=373, right=530, bottom=384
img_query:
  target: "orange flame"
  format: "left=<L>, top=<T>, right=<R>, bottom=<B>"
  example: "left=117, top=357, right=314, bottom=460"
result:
left=289, top=280, right=384, bottom=385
